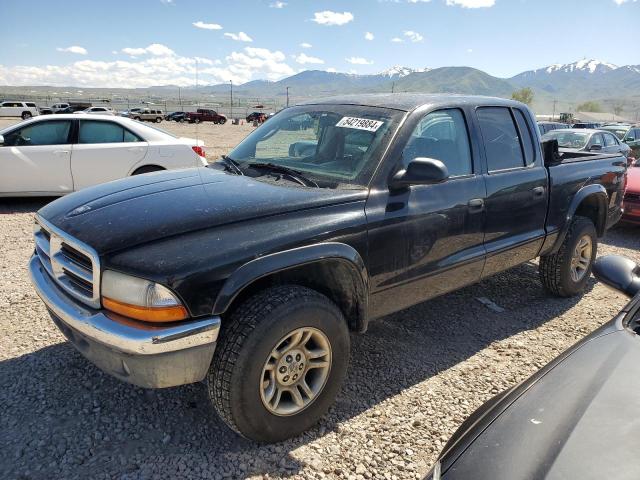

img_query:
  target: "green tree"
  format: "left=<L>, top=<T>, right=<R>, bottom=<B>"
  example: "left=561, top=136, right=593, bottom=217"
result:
left=576, top=101, right=602, bottom=112
left=511, top=87, right=534, bottom=106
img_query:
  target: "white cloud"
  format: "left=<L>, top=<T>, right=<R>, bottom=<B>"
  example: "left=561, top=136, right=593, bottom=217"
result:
left=346, top=57, right=373, bottom=65
left=293, top=53, right=324, bottom=65
left=404, top=30, right=424, bottom=42
left=312, top=11, right=354, bottom=26
left=408, top=0, right=431, bottom=2
left=224, top=32, right=253, bottom=42
left=467, top=48, right=473, bottom=53
left=192, top=21, right=223, bottom=30
left=0, top=46, right=293, bottom=87
left=365, top=32, right=375, bottom=40
left=269, top=1, right=287, bottom=7
left=160, top=0, right=174, bottom=4
left=122, top=43, right=175, bottom=57
left=614, top=0, right=638, bottom=4
left=56, top=46, right=87, bottom=55
left=300, top=42, right=313, bottom=48
left=391, top=37, right=403, bottom=43
left=326, top=67, right=337, bottom=73
left=445, top=0, right=495, bottom=7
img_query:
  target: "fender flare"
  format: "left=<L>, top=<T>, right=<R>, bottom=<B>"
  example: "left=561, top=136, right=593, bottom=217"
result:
left=549, top=184, right=608, bottom=254
left=212, top=242, right=369, bottom=331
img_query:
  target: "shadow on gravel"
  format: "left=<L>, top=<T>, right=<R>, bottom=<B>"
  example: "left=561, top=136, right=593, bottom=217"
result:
left=0, top=197, right=57, bottom=214
left=601, top=224, right=639, bottom=250
left=0, top=262, right=593, bottom=479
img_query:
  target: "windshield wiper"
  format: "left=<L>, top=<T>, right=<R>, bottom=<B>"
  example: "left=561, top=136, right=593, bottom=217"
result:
left=248, top=162, right=319, bottom=188
left=220, top=155, right=244, bottom=175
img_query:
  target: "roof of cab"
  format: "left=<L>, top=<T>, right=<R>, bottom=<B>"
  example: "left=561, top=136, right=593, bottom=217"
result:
left=298, top=93, right=523, bottom=112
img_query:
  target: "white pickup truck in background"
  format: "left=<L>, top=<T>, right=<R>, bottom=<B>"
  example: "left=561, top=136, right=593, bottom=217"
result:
left=0, top=101, right=40, bottom=119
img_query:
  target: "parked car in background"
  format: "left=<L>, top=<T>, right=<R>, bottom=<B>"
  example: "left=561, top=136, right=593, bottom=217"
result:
left=50, top=103, right=70, bottom=113
left=572, top=122, right=601, bottom=129
left=542, top=128, right=632, bottom=158
left=246, top=111, right=267, bottom=123
left=0, top=101, right=39, bottom=120
left=186, top=108, right=227, bottom=124
left=75, top=106, right=115, bottom=116
left=38, top=106, right=53, bottom=115
left=622, top=159, right=640, bottom=225
left=165, top=111, right=187, bottom=122
left=537, top=121, right=568, bottom=135
left=0, top=114, right=206, bottom=196
left=427, top=254, right=640, bottom=480
left=130, top=109, right=164, bottom=123
left=600, top=124, right=640, bottom=159
left=27, top=94, right=626, bottom=443
left=54, top=107, right=76, bottom=114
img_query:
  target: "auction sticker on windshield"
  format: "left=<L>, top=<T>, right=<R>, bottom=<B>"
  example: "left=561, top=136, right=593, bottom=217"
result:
left=336, top=117, right=384, bottom=132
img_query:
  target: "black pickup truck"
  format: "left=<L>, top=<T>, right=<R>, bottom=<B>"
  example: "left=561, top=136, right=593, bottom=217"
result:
left=29, top=94, right=626, bottom=442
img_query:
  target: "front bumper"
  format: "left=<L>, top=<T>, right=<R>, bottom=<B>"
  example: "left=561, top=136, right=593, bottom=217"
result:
left=29, top=255, right=220, bottom=388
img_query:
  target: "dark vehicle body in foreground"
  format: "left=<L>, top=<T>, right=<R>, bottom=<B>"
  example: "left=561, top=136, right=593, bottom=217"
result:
left=29, top=94, right=627, bottom=442
left=185, top=108, right=227, bottom=124
left=430, top=255, right=640, bottom=480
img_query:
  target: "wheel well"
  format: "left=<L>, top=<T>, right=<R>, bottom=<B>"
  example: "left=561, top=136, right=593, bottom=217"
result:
left=224, top=260, right=367, bottom=333
left=132, top=165, right=165, bottom=175
left=574, top=194, right=606, bottom=236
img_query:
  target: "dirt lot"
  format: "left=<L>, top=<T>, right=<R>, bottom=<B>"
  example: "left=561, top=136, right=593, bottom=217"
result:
left=0, top=115, right=639, bottom=479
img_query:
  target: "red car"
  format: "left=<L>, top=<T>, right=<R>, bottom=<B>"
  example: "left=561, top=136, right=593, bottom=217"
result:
left=185, top=108, right=227, bottom=124
left=622, top=161, right=640, bottom=225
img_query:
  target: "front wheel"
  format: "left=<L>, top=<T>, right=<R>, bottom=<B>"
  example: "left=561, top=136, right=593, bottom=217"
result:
left=208, top=285, right=350, bottom=442
left=539, top=215, right=597, bottom=297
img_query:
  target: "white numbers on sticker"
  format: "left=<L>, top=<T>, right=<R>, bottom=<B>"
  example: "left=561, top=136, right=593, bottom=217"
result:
left=335, top=117, right=384, bottom=132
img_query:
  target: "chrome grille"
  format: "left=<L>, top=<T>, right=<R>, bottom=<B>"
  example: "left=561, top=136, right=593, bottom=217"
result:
left=34, top=215, right=101, bottom=309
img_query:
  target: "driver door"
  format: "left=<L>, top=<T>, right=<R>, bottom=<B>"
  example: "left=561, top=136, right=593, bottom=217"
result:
left=0, top=119, right=73, bottom=194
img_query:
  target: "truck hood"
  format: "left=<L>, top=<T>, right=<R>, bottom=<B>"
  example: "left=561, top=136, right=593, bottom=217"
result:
left=444, top=326, right=640, bottom=480
left=38, top=167, right=367, bottom=255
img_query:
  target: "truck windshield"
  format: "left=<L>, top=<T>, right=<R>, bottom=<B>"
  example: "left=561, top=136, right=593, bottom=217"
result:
left=542, top=130, right=590, bottom=149
left=226, top=105, right=403, bottom=187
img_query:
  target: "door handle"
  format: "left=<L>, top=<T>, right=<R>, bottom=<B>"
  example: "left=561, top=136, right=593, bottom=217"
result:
left=127, top=147, right=144, bottom=153
left=468, top=198, right=484, bottom=211
left=532, top=186, right=545, bottom=197
left=53, top=150, right=70, bottom=155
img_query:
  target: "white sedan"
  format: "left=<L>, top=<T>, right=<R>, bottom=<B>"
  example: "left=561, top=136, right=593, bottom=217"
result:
left=0, top=114, right=207, bottom=196
left=75, top=106, right=116, bottom=115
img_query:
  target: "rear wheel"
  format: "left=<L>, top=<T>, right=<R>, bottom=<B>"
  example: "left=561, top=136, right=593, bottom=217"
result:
left=539, top=216, right=597, bottom=297
left=133, top=116, right=141, bottom=121
left=21, top=111, right=32, bottom=120
left=208, top=285, right=350, bottom=442
left=193, top=118, right=201, bottom=124
left=155, top=117, right=162, bottom=123
left=132, top=165, right=164, bottom=175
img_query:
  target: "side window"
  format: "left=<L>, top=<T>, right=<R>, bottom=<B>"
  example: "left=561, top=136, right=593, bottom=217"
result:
left=26, top=103, right=37, bottom=108
left=603, top=133, right=617, bottom=147
left=513, top=109, right=536, bottom=165
left=402, top=108, right=472, bottom=177
left=3, top=120, right=71, bottom=146
left=591, top=134, right=603, bottom=147
left=123, top=129, right=143, bottom=142
left=476, top=107, right=525, bottom=171
left=79, top=121, right=129, bottom=143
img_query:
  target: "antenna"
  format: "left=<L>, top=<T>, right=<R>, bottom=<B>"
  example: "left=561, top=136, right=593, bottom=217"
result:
left=195, top=59, right=199, bottom=146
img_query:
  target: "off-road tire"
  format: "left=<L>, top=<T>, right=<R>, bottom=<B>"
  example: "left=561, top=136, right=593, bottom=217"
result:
left=208, top=285, right=350, bottom=443
left=539, top=215, right=597, bottom=297
left=155, top=117, right=162, bottom=123
left=21, top=111, right=32, bottom=120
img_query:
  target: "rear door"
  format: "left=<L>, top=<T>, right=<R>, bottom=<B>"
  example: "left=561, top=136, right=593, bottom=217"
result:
left=602, top=132, right=623, bottom=154
left=0, top=119, right=73, bottom=194
left=475, top=106, right=548, bottom=277
left=71, top=119, right=148, bottom=190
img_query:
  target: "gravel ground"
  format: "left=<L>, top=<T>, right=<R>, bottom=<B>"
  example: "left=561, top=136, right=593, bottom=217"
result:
left=1, top=115, right=639, bottom=478
left=0, top=195, right=638, bottom=480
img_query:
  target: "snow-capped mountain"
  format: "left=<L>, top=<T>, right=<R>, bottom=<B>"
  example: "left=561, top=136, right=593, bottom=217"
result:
left=378, top=66, right=432, bottom=78
left=514, top=59, right=618, bottom=79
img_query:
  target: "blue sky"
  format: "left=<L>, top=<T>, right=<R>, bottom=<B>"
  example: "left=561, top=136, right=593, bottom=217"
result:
left=0, top=0, right=638, bottom=87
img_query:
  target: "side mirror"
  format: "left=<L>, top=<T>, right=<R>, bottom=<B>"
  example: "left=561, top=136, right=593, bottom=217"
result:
left=0, top=134, right=4, bottom=146
left=589, top=144, right=603, bottom=152
left=593, top=255, right=640, bottom=298
left=542, top=139, right=560, bottom=166
left=390, top=157, right=449, bottom=189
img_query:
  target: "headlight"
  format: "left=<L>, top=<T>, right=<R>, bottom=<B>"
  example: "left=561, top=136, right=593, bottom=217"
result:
left=101, top=270, right=188, bottom=322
